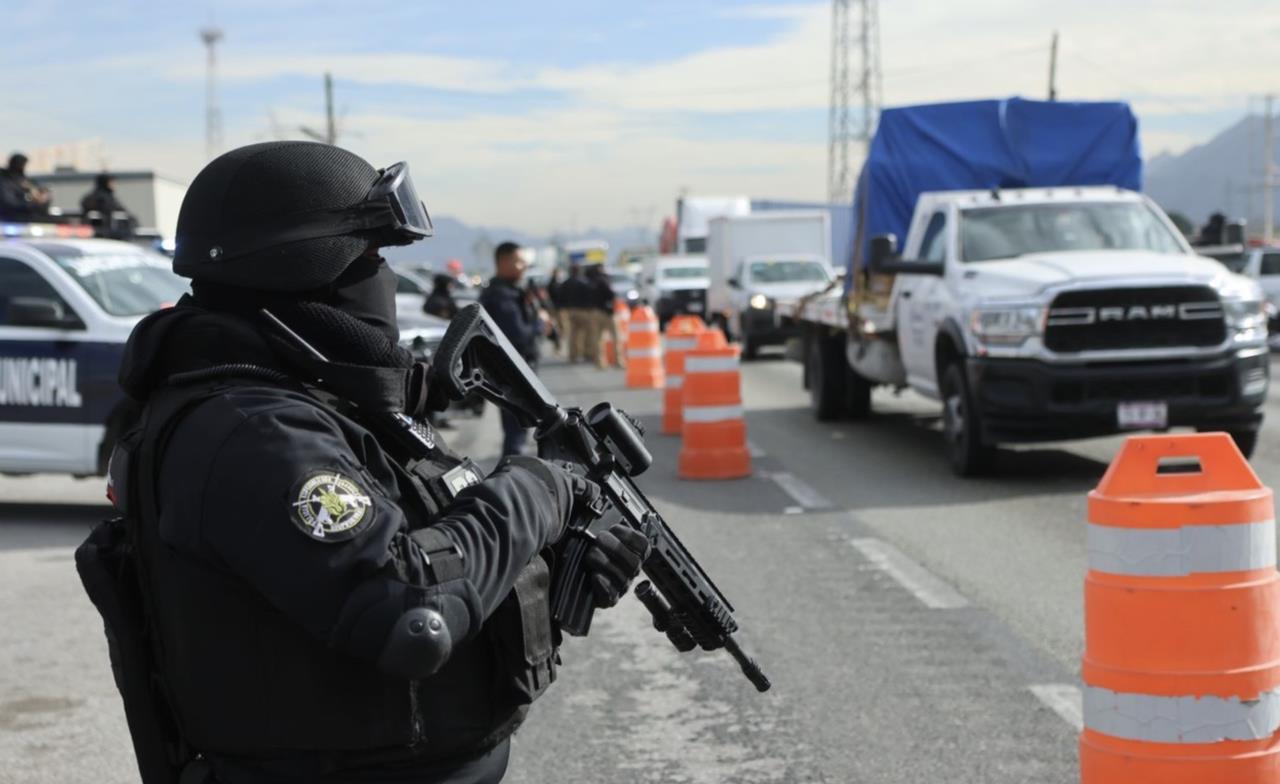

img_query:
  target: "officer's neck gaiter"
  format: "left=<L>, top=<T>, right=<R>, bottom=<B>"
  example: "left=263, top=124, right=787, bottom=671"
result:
left=326, top=255, right=400, bottom=344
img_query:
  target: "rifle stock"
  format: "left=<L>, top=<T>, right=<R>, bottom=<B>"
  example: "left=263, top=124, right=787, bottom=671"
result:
left=433, top=304, right=770, bottom=693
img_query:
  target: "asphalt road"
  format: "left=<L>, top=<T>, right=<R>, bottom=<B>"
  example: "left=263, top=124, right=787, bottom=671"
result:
left=3, top=350, right=1278, bottom=782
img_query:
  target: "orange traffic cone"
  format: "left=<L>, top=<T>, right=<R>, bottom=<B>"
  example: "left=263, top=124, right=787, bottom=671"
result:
left=1082, top=433, right=1280, bottom=783
left=625, top=306, right=663, bottom=388
left=662, top=316, right=706, bottom=435
left=678, top=328, right=750, bottom=480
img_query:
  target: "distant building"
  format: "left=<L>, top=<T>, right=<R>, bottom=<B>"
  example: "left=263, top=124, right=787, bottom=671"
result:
left=29, top=169, right=188, bottom=240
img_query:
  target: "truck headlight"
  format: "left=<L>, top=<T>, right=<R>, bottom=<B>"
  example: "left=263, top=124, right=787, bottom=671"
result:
left=1224, top=298, right=1267, bottom=342
left=970, top=306, right=1044, bottom=346
left=749, top=293, right=770, bottom=310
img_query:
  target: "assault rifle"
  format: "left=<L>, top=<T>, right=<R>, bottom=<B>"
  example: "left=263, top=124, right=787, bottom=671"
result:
left=432, top=304, right=770, bottom=692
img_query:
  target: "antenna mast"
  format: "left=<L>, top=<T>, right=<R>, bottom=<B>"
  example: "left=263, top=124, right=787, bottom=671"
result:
left=200, top=25, right=225, bottom=160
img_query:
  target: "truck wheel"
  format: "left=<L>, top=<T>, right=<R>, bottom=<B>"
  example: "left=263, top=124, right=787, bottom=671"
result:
left=808, top=334, right=847, bottom=421
left=939, top=364, right=996, bottom=477
left=1224, top=429, right=1259, bottom=459
left=711, top=315, right=731, bottom=342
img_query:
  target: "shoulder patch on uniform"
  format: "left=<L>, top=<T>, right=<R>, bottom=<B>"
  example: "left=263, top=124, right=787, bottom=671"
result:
left=290, top=470, right=375, bottom=543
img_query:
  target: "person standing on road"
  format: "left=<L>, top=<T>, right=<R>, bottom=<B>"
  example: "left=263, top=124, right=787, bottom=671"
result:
left=479, top=241, right=546, bottom=457
left=424, top=273, right=459, bottom=319
left=83, top=142, right=648, bottom=784
left=544, top=267, right=565, bottom=356
left=558, top=264, right=593, bottom=363
left=585, top=264, right=619, bottom=369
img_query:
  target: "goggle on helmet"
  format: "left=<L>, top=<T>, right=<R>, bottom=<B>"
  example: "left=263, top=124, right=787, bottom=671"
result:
left=202, top=161, right=433, bottom=263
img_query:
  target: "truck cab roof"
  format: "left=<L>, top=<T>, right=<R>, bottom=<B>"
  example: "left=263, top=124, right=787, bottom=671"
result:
left=916, top=186, right=1143, bottom=213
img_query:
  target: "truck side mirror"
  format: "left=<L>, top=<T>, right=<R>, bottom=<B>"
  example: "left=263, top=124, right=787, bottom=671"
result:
left=7, top=297, right=83, bottom=329
left=728, top=277, right=741, bottom=289
left=869, top=234, right=898, bottom=270
left=868, top=233, right=944, bottom=277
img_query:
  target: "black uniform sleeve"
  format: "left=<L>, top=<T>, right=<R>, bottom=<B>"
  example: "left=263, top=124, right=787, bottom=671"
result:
left=429, top=457, right=572, bottom=617
left=195, top=397, right=569, bottom=671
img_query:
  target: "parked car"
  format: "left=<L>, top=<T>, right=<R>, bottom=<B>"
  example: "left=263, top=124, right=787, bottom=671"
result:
left=639, top=254, right=710, bottom=327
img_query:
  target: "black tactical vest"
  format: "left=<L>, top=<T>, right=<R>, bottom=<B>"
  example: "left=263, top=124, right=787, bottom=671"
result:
left=113, top=370, right=557, bottom=776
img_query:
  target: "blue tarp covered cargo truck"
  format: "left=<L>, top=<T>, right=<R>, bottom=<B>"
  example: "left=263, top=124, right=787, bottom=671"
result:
left=788, top=96, right=1268, bottom=476
left=848, top=97, right=1142, bottom=281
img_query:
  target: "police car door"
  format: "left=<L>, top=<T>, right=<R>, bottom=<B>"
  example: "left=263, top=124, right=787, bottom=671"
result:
left=0, top=253, right=95, bottom=474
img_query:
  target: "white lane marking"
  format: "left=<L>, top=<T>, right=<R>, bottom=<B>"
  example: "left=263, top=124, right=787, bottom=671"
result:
left=747, top=440, right=766, bottom=458
left=848, top=537, right=969, bottom=609
left=784, top=505, right=804, bottom=515
left=1030, top=684, right=1084, bottom=732
left=769, top=471, right=832, bottom=510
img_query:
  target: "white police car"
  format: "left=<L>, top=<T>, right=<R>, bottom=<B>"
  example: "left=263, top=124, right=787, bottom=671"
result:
left=0, top=223, right=188, bottom=476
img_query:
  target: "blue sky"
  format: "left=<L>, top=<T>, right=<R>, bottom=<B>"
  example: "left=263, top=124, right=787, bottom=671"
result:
left=4, top=1, right=1279, bottom=233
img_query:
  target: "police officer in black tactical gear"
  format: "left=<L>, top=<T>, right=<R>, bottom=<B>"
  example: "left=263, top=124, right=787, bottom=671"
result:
left=97, top=141, right=650, bottom=784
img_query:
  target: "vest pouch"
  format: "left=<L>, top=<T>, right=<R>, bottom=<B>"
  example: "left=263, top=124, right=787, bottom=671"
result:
left=488, top=556, right=559, bottom=706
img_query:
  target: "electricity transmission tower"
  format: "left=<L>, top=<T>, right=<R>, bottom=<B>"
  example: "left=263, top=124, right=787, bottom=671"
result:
left=200, top=25, right=225, bottom=160
left=827, top=0, right=882, bottom=204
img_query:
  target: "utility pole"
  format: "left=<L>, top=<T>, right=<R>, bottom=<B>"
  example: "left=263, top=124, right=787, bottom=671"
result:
left=1048, top=31, right=1059, bottom=101
left=827, top=0, right=881, bottom=204
left=325, top=72, right=336, bottom=145
left=300, top=73, right=339, bottom=145
left=200, top=25, right=225, bottom=160
left=1265, top=94, right=1276, bottom=243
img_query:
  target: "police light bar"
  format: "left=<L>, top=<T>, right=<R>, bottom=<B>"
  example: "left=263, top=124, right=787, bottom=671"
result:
left=1, top=222, right=94, bottom=239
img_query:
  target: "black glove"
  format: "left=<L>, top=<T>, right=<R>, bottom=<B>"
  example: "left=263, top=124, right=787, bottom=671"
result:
left=583, top=521, right=651, bottom=608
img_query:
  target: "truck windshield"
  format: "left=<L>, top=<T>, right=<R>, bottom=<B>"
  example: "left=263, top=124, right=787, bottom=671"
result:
left=748, top=260, right=830, bottom=283
left=48, top=251, right=189, bottom=316
left=661, top=266, right=708, bottom=279
left=960, top=202, right=1185, bottom=262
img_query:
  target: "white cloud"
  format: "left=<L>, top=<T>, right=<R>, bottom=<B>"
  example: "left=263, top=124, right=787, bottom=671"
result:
left=33, top=0, right=1280, bottom=234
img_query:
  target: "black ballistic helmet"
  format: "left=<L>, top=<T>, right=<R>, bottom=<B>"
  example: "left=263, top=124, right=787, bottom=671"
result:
left=173, top=141, right=432, bottom=292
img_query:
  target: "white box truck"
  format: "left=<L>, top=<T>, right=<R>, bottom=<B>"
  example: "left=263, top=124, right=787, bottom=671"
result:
left=706, top=211, right=833, bottom=358
left=676, top=196, right=750, bottom=253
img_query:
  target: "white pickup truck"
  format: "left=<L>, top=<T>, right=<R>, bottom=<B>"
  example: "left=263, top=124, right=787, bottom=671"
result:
left=787, top=186, right=1270, bottom=475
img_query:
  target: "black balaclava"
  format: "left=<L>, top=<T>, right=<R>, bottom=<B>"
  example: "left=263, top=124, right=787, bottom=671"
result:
left=326, top=252, right=400, bottom=343
left=189, top=250, right=401, bottom=345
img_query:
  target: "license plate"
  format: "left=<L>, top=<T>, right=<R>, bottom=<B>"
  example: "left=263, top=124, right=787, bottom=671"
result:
left=1117, top=401, right=1167, bottom=430
left=684, top=301, right=702, bottom=312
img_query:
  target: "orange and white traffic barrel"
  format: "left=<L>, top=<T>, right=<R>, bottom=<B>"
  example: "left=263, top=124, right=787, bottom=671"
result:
left=625, top=305, right=663, bottom=389
left=1082, top=432, right=1280, bottom=783
left=661, top=315, right=706, bottom=435
left=678, top=328, right=750, bottom=480
left=602, top=331, right=618, bottom=368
